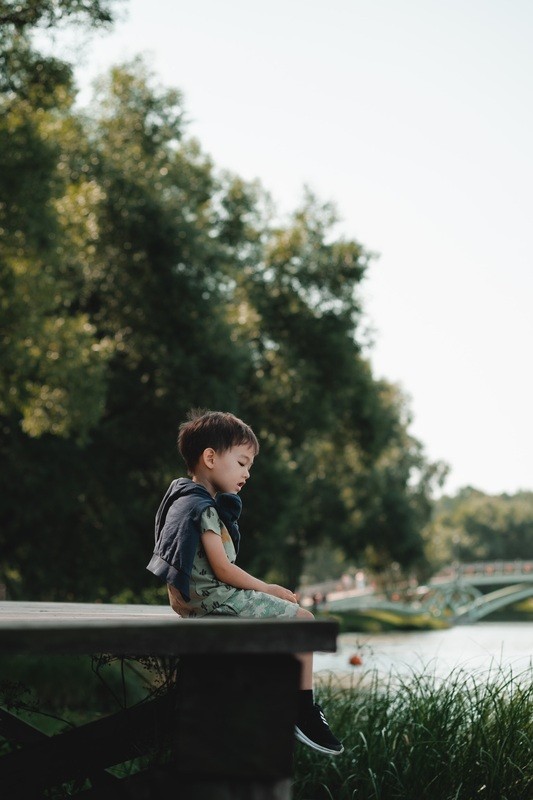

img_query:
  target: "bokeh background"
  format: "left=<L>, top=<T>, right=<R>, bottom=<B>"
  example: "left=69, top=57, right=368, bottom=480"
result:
left=1, top=0, right=532, bottom=602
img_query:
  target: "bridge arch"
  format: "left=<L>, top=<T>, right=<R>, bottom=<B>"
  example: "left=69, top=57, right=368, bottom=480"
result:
left=454, top=583, right=533, bottom=623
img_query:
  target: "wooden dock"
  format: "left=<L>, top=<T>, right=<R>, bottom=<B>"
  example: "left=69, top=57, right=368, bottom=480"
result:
left=0, top=601, right=338, bottom=799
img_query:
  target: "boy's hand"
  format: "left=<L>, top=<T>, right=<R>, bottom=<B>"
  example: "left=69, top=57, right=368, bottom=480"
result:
left=265, top=584, right=298, bottom=603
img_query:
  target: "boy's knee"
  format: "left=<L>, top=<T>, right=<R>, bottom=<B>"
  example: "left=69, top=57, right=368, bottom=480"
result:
left=297, top=607, right=315, bottom=620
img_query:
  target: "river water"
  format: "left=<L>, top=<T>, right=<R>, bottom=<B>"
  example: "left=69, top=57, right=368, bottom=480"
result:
left=314, top=621, right=533, bottom=684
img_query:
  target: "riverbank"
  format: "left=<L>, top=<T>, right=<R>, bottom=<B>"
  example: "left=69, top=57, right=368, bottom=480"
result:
left=295, top=665, right=533, bottom=799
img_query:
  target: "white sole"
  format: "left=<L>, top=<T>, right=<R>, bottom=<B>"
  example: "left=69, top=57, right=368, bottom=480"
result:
left=294, top=726, right=344, bottom=756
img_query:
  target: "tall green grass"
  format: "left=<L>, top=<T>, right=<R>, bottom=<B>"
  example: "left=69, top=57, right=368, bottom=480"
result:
left=295, top=668, right=533, bottom=800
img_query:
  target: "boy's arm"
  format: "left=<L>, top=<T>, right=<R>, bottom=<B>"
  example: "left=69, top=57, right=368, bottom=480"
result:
left=201, top=531, right=297, bottom=603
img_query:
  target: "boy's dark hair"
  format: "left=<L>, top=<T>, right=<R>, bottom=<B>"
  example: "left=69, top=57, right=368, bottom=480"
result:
left=178, top=409, right=259, bottom=476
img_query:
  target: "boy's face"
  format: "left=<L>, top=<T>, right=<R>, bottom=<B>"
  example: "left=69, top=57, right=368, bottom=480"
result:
left=209, top=443, right=255, bottom=495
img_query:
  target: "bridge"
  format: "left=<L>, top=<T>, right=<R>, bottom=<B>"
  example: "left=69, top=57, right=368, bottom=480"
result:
left=429, top=560, right=533, bottom=588
left=320, top=561, right=533, bottom=630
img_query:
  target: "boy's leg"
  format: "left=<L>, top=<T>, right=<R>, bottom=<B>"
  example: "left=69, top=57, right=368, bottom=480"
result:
left=294, top=607, right=314, bottom=690
left=294, top=608, right=343, bottom=756
left=208, top=591, right=343, bottom=755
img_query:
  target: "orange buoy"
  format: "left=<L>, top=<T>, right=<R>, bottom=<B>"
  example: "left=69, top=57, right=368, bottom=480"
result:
left=349, top=654, right=363, bottom=666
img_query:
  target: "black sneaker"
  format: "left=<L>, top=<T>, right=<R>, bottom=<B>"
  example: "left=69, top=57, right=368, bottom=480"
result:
left=295, top=702, right=344, bottom=756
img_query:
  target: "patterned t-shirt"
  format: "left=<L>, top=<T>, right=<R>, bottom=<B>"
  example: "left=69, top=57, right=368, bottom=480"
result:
left=168, top=506, right=238, bottom=618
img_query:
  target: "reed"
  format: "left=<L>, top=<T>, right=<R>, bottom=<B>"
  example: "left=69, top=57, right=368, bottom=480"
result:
left=294, top=666, right=533, bottom=800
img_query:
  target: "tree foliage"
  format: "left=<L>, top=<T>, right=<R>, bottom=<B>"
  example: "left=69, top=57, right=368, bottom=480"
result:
left=424, top=487, right=533, bottom=568
left=0, top=4, right=446, bottom=600
left=0, top=0, right=115, bottom=30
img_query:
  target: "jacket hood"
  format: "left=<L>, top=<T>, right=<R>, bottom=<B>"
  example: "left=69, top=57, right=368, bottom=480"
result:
left=169, top=478, right=212, bottom=498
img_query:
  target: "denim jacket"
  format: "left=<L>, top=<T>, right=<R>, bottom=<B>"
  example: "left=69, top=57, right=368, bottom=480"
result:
left=146, top=478, right=242, bottom=601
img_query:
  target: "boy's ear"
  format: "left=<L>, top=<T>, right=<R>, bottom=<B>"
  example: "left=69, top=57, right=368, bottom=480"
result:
left=202, top=447, right=216, bottom=469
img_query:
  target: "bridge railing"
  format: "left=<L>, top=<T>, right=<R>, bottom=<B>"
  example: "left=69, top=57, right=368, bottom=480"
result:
left=431, top=560, right=533, bottom=584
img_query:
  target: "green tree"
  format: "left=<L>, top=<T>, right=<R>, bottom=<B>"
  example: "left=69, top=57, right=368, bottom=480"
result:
left=0, top=0, right=121, bottom=598
left=0, top=0, right=114, bottom=30
left=0, top=0, right=117, bottom=442
left=0, top=55, right=251, bottom=599
left=0, top=3, right=447, bottom=601
left=217, top=190, right=446, bottom=586
left=423, top=487, right=533, bottom=569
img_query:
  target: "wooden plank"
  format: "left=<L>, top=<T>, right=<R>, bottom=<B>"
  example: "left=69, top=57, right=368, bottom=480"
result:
left=0, top=602, right=179, bottom=620
left=0, top=707, right=120, bottom=788
left=0, top=693, right=173, bottom=793
left=0, top=707, right=48, bottom=744
left=0, top=602, right=337, bottom=656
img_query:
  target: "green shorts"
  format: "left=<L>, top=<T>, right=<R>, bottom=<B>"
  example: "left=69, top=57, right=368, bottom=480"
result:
left=208, top=589, right=300, bottom=619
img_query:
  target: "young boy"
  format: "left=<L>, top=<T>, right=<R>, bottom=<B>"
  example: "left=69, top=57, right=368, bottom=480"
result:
left=147, top=409, right=343, bottom=756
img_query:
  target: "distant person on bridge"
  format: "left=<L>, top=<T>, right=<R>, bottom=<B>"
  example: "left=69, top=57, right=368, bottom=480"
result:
left=147, top=409, right=343, bottom=756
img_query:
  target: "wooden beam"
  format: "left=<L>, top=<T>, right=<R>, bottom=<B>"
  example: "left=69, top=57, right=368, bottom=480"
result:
left=0, top=693, right=172, bottom=793
left=0, top=707, right=48, bottom=744
left=0, top=603, right=338, bottom=799
left=0, top=602, right=338, bottom=656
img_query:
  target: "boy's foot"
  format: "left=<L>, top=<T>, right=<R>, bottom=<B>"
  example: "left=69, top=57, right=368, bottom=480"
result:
left=295, top=702, right=344, bottom=756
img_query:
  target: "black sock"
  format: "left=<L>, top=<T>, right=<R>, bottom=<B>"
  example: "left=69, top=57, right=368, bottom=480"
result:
left=298, top=689, right=314, bottom=713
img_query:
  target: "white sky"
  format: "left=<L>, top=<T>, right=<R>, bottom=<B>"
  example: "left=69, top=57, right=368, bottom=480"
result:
left=47, top=0, right=533, bottom=496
